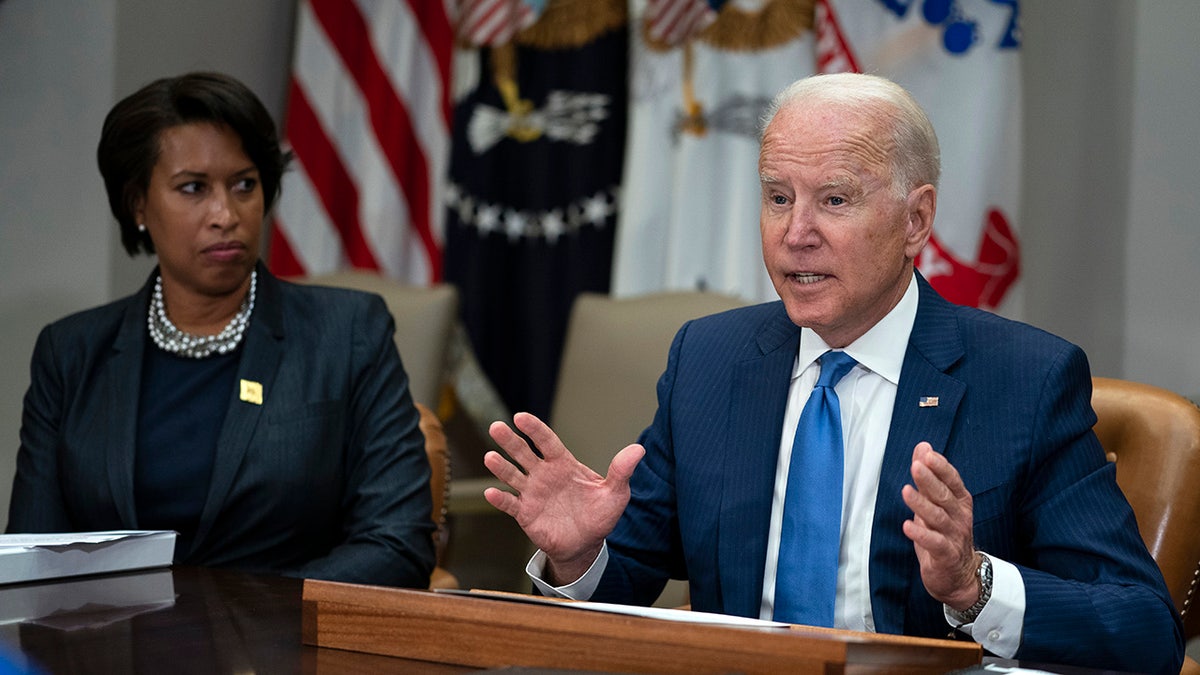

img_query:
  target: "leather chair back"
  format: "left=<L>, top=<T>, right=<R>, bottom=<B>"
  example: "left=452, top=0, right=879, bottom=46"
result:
left=1091, top=377, right=1200, bottom=639
left=550, top=291, right=749, bottom=472
left=300, top=271, right=458, bottom=409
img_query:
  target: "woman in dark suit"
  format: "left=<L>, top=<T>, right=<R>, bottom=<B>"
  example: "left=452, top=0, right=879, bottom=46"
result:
left=7, top=72, right=435, bottom=588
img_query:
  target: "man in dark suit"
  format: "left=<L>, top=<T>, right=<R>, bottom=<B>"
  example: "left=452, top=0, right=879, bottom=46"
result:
left=484, top=73, right=1183, bottom=672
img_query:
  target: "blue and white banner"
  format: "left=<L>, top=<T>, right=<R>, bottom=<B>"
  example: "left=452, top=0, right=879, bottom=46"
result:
left=817, top=0, right=1023, bottom=311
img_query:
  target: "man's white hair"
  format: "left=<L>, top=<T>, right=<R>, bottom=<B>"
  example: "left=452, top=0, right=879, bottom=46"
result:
left=760, top=72, right=941, bottom=199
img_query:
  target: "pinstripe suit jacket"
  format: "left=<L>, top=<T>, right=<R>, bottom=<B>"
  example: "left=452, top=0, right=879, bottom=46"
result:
left=7, top=263, right=436, bottom=588
left=594, top=274, right=1182, bottom=672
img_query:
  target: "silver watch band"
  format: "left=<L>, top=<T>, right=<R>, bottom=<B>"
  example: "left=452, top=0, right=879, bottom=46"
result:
left=949, top=552, right=993, bottom=626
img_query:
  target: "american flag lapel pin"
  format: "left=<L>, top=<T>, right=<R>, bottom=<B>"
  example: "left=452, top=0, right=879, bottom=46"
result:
left=918, top=396, right=939, bottom=408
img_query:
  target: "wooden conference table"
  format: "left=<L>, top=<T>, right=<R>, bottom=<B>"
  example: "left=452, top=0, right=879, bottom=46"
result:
left=0, top=566, right=463, bottom=674
left=0, top=566, right=1134, bottom=675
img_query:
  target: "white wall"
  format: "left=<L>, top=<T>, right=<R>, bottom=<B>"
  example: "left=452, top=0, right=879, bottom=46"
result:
left=2, top=0, right=1199, bottom=535
left=1123, top=1, right=1200, bottom=397
left=1020, top=0, right=1135, bottom=380
left=0, top=0, right=118, bottom=533
left=1021, top=0, right=1200, bottom=400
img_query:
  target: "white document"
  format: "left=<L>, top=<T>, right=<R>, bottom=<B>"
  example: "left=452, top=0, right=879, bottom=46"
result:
left=0, top=530, right=176, bottom=585
left=564, top=599, right=790, bottom=629
left=435, top=588, right=791, bottom=630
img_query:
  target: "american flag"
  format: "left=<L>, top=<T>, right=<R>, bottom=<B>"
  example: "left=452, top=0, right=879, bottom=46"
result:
left=269, top=0, right=453, bottom=284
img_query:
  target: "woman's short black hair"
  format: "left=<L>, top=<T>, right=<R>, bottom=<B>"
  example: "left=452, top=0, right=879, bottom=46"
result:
left=96, top=71, right=290, bottom=256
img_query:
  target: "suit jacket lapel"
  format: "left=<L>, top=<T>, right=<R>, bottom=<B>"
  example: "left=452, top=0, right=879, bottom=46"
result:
left=191, top=263, right=285, bottom=551
left=869, top=275, right=966, bottom=635
left=718, top=304, right=798, bottom=618
left=104, top=279, right=154, bottom=527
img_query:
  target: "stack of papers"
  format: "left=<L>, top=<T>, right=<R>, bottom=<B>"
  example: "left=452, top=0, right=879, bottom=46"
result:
left=0, top=530, right=176, bottom=585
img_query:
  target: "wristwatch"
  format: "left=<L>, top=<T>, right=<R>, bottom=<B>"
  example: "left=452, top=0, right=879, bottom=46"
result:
left=949, top=552, right=993, bottom=626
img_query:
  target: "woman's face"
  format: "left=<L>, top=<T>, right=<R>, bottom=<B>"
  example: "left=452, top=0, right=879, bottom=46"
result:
left=135, top=122, right=262, bottom=300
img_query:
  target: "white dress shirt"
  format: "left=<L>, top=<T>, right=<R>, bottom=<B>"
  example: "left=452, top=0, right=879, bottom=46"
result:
left=529, top=273, right=1024, bottom=657
left=758, top=274, right=916, bottom=630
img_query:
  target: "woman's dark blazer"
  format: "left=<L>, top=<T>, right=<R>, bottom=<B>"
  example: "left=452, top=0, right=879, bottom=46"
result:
left=8, top=262, right=436, bottom=588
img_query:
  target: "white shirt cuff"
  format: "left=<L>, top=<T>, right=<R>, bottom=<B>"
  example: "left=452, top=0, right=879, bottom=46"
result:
left=944, top=553, right=1025, bottom=658
left=527, top=541, right=610, bottom=600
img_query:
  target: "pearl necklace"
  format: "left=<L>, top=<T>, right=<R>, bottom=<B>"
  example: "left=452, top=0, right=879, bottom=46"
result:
left=148, top=270, right=256, bottom=358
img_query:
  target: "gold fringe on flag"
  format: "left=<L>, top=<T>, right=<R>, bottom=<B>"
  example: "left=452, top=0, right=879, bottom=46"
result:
left=516, top=0, right=628, bottom=50
left=679, top=43, right=707, bottom=136
left=488, top=43, right=541, bottom=142
left=701, top=0, right=815, bottom=51
left=643, top=0, right=815, bottom=53
left=481, top=0, right=628, bottom=144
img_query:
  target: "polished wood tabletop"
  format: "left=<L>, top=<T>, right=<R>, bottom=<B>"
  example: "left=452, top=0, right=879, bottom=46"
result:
left=0, top=566, right=467, bottom=675
left=0, top=566, right=1142, bottom=675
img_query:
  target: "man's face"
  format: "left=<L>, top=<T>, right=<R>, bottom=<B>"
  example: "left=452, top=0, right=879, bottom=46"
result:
left=758, top=100, right=934, bottom=347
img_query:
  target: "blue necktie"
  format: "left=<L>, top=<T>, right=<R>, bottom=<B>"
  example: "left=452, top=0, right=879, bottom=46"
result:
left=773, top=350, right=858, bottom=626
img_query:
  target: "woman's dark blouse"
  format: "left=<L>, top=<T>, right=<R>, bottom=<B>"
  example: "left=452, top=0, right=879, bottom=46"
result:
left=135, top=345, right=239, bottom=560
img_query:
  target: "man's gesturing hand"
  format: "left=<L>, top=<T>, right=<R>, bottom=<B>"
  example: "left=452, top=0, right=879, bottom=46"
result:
left=901, top=442, right=981, bottom=611
left=484, top=412, right=645, bottom=585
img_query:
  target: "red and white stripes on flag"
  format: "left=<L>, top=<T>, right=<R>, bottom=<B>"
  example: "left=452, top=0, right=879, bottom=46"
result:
left=645, top=0, right=720, bottom=46
left=269, top=0, right=453, bottom=284
left=456, top=0, right=540, bottom=46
